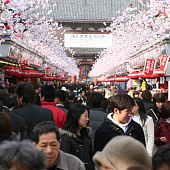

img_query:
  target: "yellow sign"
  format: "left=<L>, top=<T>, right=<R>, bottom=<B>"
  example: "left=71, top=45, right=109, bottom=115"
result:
left=142, top=82, right=146, bottom=91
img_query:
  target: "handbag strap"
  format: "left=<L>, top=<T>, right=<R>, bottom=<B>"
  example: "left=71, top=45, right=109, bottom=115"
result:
left=151, top=109, right=158, bottom=120
left=82, top=144, right=92, bottom=156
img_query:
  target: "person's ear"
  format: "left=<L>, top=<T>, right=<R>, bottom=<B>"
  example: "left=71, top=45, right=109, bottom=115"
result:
left=40, top=96, right=45, bottom=102
left=17, top=96, right=23, bottom=104
left=114, top=108, right=120, bottom=115
left=32, top=142, right=37, bottom=146
left=54, top=97, right=59, bottom=104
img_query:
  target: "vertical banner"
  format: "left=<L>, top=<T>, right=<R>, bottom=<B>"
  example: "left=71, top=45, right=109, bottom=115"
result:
left=159, top=55, right=169, bottom=71
left=45, top=68, right=51, bottom=77
left=144, top=59, right=156, bottom=75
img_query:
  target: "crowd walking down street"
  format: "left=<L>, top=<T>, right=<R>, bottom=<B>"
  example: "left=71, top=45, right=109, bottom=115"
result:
left=0, top=82, right=169, bottom=170
left=1, top=0, right=170, bottom=170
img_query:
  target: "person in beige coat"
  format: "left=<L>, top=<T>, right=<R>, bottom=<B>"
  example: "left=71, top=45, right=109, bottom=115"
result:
left=132, top=98, right=154, bottom=157
left=93, top=136, right=152, bottom=170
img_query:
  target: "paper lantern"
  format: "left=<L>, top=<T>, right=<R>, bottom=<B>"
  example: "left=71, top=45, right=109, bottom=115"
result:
left=42, top=75, right=48, bottom=81
left=15, top=68, right=22, bottom=77
left=5, top=66, right=16, bottom=75
left=22, top=70, right=29, bottom=77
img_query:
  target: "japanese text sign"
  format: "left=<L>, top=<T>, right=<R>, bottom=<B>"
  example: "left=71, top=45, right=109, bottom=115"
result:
left=19, top=59, right=29, bottom=68
left=159, top=55, right=169, bottom=71
left=144, top=59, right=156, bottom=75
left=45, top=68, right=51, bottom=77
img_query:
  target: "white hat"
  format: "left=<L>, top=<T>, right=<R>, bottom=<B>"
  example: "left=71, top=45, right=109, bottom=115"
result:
left=61, top=86, right=67, bottom=92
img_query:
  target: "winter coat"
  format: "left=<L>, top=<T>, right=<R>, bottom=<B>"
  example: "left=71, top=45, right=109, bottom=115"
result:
left=132, top=115, right=154, bottom=157
left=155, top=117, right=170, bottom=147
left=88, top=108, right=107, bottom=150
left=53, top=150, right=85, bottom=170
left=143, top=100, right=156, bottom=112
left=146, top=108, right=160, bottom=123
left=94, top=118, right=146, bottom=153
left=41, top=101, right=66, bottom=128
left=56, top=104, right=68, bottom=115
left=12, top=103, right=54, bottom=138
left=102, top=97, right=108, bottom=111
left=4, top=107, right=27, bottom=140
left=60, top=128, right=94, bottom=170
left=0, top=134, right=12, bottom=144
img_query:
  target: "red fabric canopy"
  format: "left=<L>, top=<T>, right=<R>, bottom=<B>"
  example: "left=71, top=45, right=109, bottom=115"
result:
left=128, top=68, right=164, bottom=79
left=128, top=71, right=144, bottom=79
left=106, top=76, right=129, bottom=82
left=154, top=68, right=165, bottom=77
left=115, top=76, right=129, bottom=82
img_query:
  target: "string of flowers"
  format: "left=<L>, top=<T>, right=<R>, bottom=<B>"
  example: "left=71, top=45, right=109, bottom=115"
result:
left=0, top=0, right=79, bottom=76
left=89, top=1, right=170, bottom=77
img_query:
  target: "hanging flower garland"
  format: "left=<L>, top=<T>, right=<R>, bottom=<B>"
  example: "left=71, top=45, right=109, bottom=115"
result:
left=89, top=1, right=170, bottom=77
left=0, top=0, right=79, bottom=76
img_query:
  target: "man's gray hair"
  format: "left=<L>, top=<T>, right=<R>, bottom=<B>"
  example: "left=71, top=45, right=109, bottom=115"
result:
left=0, top=140, right=46, bottom=170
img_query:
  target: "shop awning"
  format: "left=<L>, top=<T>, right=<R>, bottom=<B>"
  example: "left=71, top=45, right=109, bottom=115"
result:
left=115, top=76, right=129, bottom=82
left=128, top=68, right=165, bottom=79
left=128, top=71, right=144, bottom=79
left=154, top=68, right=165, bottom=77
left=5, top=66, right=43, bottom=78
left=106, top=76, right=129, bottom=82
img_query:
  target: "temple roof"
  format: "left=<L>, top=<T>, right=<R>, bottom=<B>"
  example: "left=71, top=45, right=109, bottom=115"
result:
left=37, top=0, right=139, bottom=22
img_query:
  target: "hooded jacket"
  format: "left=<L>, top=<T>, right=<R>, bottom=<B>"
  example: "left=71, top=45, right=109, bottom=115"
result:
left=94, top=117, right=146, bottom=153
left=59, top=128, right=94, bottom=170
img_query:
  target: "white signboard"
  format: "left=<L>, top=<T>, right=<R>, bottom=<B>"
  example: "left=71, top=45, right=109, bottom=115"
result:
left=64, top=34, right=112, bottom=48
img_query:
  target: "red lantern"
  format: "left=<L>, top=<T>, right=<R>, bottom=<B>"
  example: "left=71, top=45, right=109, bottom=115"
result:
left=28, top=70, right=33, bottom=77
left=38, top=71, right=42, bottom=77
left=42, top=75, right=48, bottom=81
left=22, top=70, right=29, bottom=77
left=36, top=71, right=42, bottom=78
left=5, top=66, right=16, bottom=75
left=45, top=68, right=51, bottom=77
left=15, top=68, right=22, bottom=77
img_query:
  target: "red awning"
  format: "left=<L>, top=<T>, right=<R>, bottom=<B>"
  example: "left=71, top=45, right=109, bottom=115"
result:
left=106, top=76, right=129, bottom=82
left=128, top=69, right=164, bottom=79
left=115, top=76, right=129, bottom=82
left=154, top=68, right=165, bottom=77
left=106, top=77, right=115, bottom=82
left=128, top=71, right=144, bottom=79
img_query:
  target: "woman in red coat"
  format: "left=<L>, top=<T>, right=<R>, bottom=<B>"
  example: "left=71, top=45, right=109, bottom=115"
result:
left=155, top=101, right=170, bottom=148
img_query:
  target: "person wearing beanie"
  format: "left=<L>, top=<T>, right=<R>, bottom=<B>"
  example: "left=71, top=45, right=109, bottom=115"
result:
left=93, top=136, right=152, bottom=170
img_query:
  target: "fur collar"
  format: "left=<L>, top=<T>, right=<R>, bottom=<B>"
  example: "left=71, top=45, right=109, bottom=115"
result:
left=59, top=127, right=91, bottom=138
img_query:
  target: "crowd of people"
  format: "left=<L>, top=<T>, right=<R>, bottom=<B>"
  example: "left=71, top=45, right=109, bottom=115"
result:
left=0, top=81, right=169, bottom=170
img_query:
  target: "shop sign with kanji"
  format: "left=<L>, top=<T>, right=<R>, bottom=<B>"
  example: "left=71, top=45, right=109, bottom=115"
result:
left=45, top=68, right=51, bottom=77
left=159, top=55, right=169, bottom=71
left=144, top=59, right=156, bottom=75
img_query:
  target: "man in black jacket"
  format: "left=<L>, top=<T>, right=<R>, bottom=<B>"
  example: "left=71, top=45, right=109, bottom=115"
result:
left=12, top=83, right=54, bottom=138
left=141, top=90, right=156, bottom=112
left=94, top=94, right=146, bottom=153
left=55, top=89, right=68, bottom=115
left=88, top=92, right=107, bottom=150
left=0, top=89, right=27, bottom=139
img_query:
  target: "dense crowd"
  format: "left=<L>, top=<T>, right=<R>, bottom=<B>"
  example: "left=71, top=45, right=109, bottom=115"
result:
left=0, top=81, right=169, bottom=170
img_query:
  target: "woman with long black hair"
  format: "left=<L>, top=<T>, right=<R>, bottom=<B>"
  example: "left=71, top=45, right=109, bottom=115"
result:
left=132, top=98, right=154, bottom=157
left=60, top=103, right=94, bottom=170
left=146, top=93, right=166, bottom=122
